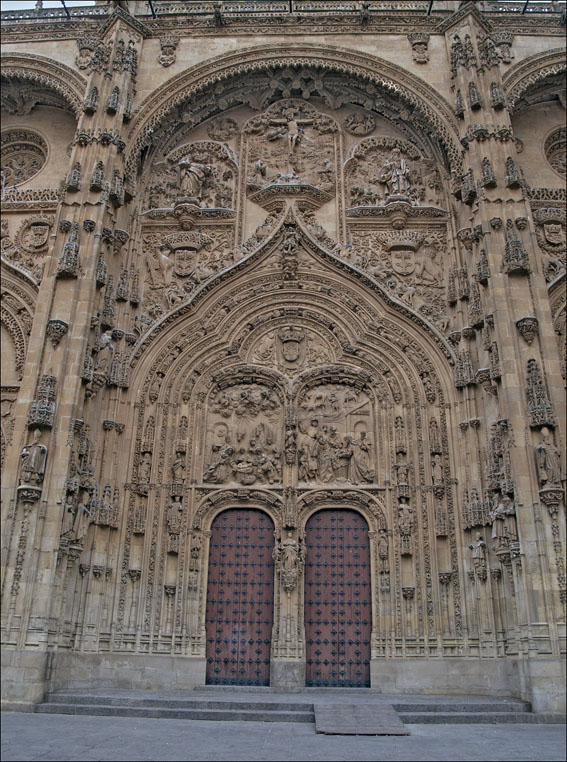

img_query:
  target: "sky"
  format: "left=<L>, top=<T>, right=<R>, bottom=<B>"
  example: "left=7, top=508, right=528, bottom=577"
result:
left=1, top=1, right=96, bottom=9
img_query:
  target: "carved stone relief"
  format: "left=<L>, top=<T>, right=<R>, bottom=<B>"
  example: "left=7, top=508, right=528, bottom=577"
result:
left=297, top=384, right=374, bottom=484
left=345, top=137, right=443, bottom=209
left=145, top=141, right=237, bottom=212
left=1, top=129, right=47, bottom=186
left=243, top=99, right=338, bottom=209
left=248, top=325, right=334, bottom=371
left=203, top=383, right=283, bottom=485
left=533, top=207, right=566, bottom=281
left=349, top=228, right=447, bottom=327
left=140, top=227, right=234, bottom=319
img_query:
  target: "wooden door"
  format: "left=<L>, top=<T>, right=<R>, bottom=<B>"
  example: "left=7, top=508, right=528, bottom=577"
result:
left=305, top=509, right=371, bottom=687
left=205, top=508, right=275, bottom=685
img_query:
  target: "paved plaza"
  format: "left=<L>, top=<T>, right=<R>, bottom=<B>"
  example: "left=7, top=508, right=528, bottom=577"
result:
left=1, top=712, right=566, bottom=762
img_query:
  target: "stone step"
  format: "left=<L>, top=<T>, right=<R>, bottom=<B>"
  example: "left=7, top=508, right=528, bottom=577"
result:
left=44, top=694, right=313, bottom=712
left=398, top=712, right=565, bottom=724
left=43, top=692, right=530, bottom=714
left=36, top=703, right=314, bottom=723
left=36, top=690, right=559, bottom=724
left=194, top=685, right=382, bottom=694
left=393, top=701, right=531, bottom=713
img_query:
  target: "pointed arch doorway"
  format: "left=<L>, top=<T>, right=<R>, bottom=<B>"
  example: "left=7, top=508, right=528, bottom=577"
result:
left=305, top=509, right=372, bottom=687
left=205, top=508, right=275, bottom=685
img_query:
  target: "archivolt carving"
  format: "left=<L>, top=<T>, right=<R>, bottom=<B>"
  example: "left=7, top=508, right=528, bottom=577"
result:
left=503, top=48, right=567, bottom=112
left=0, top=52, right=87, bottom=117
left=125, top=44, right=461, bottom=179
left=193, top=489, right=283, bottom=531
left=0, top=264, right=37, bottom=381
left=297, top=489, right=387, bottom=533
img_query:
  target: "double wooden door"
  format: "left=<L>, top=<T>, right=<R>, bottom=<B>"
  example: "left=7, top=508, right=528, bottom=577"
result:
left=205, top=507, right=371, bottom=687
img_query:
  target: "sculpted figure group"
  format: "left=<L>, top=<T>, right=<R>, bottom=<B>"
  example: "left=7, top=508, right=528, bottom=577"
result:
left=298, top=419, right=374, bottom=484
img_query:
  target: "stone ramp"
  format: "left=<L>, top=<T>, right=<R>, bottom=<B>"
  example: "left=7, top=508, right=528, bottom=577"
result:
left=315, top=703, right=410, bottom=735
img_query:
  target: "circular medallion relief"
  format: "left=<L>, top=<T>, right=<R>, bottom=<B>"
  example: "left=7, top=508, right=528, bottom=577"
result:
left=1, top=130, right=48, bottom=187
left=544, top=127, right=566, bottom=178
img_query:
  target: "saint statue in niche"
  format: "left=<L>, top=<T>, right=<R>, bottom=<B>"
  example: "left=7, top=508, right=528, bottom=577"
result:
left=535, top=428, right=562, bottom=486
left=20, top=429, right=47, bottom=485
left=179, top=157, right=211, bottom=200
left=379, top=148, right=411, bottom=196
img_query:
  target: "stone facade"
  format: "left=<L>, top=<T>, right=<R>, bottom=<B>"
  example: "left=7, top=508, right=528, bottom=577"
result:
left=1, top=0, right=565, bottom=711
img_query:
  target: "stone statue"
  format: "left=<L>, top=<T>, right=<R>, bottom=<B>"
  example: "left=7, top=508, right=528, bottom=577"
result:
left=171, top=452, right=186, bottom=483
left=536, top=427, right=562, bottom=486
left=489, top=494, right=517, bottom=549
left=398, top=498, right=413, bottom=536
left=179, top=158, right=211, bottom=199
left=378, top=529, right=389, bottom=572
left=350, top=431, right=374, bottom=483
left=71, top=492, right=92, bottom=544
left=139, top=452, right=152, bottom=483
left=61, top=493, right=76, bottom=537
left=398, top=497, right=413, bottom=555
left=379, top=148, right=411, bottom=196
left=469, top=533, right=487, bottom=568
left=273, top=531, right=305, bottom=593
left=20, top=429, right=47, bottom=485
left=95, top=331, right=114, bottom=374
left=431, top=454, right=444, bottom=485
left=167, top=496, right=183, bottom=532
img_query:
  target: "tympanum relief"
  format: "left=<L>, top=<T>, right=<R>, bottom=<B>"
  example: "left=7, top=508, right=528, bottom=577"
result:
left=345, top=137, right=443, bottom=209
left=243, top=99, right=338, bottom=209
left=248, top=326, right=333, bottom=371
left=297, top=384, right=375, bottom=485
left=203, top=383, right=283, bottom=486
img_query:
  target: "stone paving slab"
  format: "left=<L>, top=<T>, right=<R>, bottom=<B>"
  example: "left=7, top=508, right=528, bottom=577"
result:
left=2, top=712, right=566, bottom=762
left=314, top=703, right=410, bottom=735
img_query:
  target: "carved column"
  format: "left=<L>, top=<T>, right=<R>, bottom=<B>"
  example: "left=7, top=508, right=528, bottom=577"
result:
left=442, top=5, right=565, bottom=659
left=0, top=8, right=147, bottom=701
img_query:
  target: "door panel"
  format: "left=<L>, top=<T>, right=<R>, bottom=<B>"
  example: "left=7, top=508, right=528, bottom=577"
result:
left=305, top=509, right=371, bottom=687
left=206, top=508, right=275, bottom=685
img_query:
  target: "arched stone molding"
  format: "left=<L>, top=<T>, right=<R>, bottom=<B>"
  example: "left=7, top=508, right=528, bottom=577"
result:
left=548, top=273, right=566, bottom=380
left=0, top=53, right=87, bottom=118
left=0, top=261, right=38, bottom=381
left=298, top=489, right=387, bottom=533
left=125, top=44, right=462, bottom=179
left=130, top=207, right=455, bottom=374
left=503, top=48, right=567, bottom=113
left=193, top=488, right=283, bottom=532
